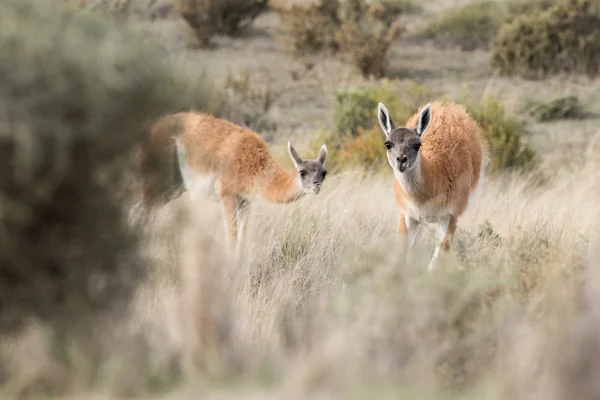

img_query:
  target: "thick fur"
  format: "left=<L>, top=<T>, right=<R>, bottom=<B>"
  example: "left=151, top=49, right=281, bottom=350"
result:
left=381, top=101, right=486, bottom=270
left=136, top=112, right=327, bottom=251
left=398, top=101, right=485, bottom=219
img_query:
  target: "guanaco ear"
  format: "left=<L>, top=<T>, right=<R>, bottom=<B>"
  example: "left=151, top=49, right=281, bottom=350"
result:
left=288, top=142, right=303, bottom=168
left=416, top=103, right=431, bottom=136
left=317, top=144, right=328, bottom=165
left=378, top=102, right=394, bottom=137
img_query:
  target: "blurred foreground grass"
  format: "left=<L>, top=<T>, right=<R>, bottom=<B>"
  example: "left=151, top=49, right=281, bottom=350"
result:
left=2, top=1, right=600, bottom=399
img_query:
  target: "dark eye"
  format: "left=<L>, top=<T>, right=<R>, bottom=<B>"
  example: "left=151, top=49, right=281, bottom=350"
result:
left=384, top=141, right=392, bottom=150
left=299, top=170, right=307, bottom=178
left=412, top=142, right=421, bottom=151
left=322, top=170, right=327, bottom=179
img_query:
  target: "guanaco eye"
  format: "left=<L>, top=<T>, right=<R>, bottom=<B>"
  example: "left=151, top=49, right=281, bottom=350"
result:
left=322, top=171, right=327, bottom=179
left=412, top=142, right=422, bottom=151
left=299, top=170, right=307, bottom=178
left=384, top=141, right=392, bottom=150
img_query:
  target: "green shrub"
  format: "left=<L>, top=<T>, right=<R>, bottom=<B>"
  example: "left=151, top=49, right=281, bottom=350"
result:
left=523, top=95, right=588, bottom=122
left=419, top=1, right=504, bottom=50
left=333, top=82, right=428, bottom=136
left=464, top=96, right=537, bottom=173
left=505, top=0, right=557, bottom=16
left=336, top=127, right=392, bottom=172
left=278, top=0, right=406, bottom=77
left=370, top=0, right=422, bottom=24
left=220, top=68, right=278, bottom=133
left=311, top=81, right=431, bottom=172
left=418, top=0, right=558, bottom=51
left=63, top=0, right=175, bottom=19
left=174, top=0, right=268, bottom=46
left=277, top=0, right=341, bottom=56
left=0, top=0, right=218, bottom=334
left=491, top=0, right=600, bottom=79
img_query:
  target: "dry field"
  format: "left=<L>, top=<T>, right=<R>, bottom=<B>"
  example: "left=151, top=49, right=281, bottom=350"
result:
left=3, top=1, right=600, bottom=399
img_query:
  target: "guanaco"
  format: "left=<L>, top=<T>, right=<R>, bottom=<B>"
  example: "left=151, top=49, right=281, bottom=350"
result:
left=136, top=112, right=328, bottom=253
left=377, top=101, right=486, bottom=270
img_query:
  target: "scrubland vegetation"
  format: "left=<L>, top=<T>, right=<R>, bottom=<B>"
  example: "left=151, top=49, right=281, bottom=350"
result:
left=2, top=0, right=600, bottom=398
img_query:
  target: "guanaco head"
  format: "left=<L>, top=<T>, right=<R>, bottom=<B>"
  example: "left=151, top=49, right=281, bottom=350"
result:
left=377, top=102, right=431, bottom=173
left=287, top=142, right=328, bottom=194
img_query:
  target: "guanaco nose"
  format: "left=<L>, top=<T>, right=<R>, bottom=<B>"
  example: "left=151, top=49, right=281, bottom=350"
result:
left=397, top=155, right=408, bottom=164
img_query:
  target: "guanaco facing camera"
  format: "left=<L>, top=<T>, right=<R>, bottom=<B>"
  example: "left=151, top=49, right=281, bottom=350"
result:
left=377, top=101, right=486, bottom=270
left=137, top=112, right=328, bottom=253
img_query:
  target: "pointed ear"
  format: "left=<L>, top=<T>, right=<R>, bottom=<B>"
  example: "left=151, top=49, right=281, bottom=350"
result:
left=378, top=102, right=395, bottom=137
left=288, top=141, right=303, bottom=168
left=415, top=103, right=432, bottom=136
left=317, top=144, right=328, bottom=165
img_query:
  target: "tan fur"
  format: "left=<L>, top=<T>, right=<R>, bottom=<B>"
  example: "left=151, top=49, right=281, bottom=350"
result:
left=399, top=101, right=484, bottom=216
left=136, top=112, right=328, bottom=253
left=380, top=101, right=486, bottom=270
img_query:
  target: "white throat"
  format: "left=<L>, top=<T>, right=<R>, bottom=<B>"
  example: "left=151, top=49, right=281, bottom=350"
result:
left=393, top=154, right=421, bottom=195
left=290, top=174, right=307, bottom=200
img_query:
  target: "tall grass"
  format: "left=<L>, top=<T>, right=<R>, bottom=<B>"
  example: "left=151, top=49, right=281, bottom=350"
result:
left=4, top=152, right=600, bottom=398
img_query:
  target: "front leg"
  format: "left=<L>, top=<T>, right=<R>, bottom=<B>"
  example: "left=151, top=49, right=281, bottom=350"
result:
left=405, top=215, right=421, bottom=248
left=220, top=194, right=239, bottom=251
left=429, top=214, right=457, bottom=271
left=397, top=212, right=420, bottom=261
left=234, top=196, right=250, bottom=258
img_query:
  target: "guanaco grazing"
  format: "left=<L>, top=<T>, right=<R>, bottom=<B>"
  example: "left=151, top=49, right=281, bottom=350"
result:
left=377, top=101, right=485, bottom=270
left=136, top=112, right=328, bottom=253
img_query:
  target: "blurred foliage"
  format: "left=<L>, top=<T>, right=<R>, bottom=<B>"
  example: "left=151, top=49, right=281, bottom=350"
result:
left=463, top=96, right=537, bottom=173
left=0, top=0, right=218, bottom=334
left=418, top=0, right=557, bottom=51
left=277, top=0, right=341, bottom=56
left=369, top=0, right=422, bottom=24
left=310, top=81, right=430, bottom=172
left=312, top=80, right=537, bottom=174
left=277, top=0, right=407, bottom=77
left=523, top=95, right=589, bottom=122
left=419, top=1, right=503, bottom=50
left=61, top=0, right=176, bottom=20
left=505, top=0, right=557, bottom=16
left=174, top=0, right=268, bottom=47
left=333, top=82, right=429, bottom=136
left=491, top=0, right=600, bottom=79
left=220, top=68, right=278, bottom=134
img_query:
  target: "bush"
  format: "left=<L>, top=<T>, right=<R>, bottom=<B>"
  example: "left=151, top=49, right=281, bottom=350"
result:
left=419, top=1, right=504, bottom=50
left=333, top=82, right=429, bottom=136
left=62, top=0, right=175, bottom=19
left=523, top=95, right=589, bottom=122
left=369, top=0, right=422, bottom=24
left=464, top=96, right=537, bottom=173
left=311, top=81, right=431, bottom=172
left=277, top=0, right=341, bottom=56
left=0, top=0, right=218, bottom=334
left=491, top=0, right=600, bottom=79
left=418, top=0, right=558, bottom=51
left=219, top=68, right=278, bottom=133
left=174, top=0, right=268, bottom=46
left=336, top=0, right=404, bottom=78
left=505, top=0, right=557, bottom=16
left=278, top=0, right=407, bottom=77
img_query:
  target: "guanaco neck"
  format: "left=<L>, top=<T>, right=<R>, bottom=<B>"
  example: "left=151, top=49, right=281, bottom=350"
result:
left=258, top=163, right=304, bottom=204
left=394, top=153, right=430, bottom=203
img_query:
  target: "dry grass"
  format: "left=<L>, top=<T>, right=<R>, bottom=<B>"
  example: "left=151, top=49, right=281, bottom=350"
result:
left=4, top=0, right=600, bottom=399
left=3, top=149, right=600, bottom=398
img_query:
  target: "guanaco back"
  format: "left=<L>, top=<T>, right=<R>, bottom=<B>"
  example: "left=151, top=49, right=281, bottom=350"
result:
left=136, top=112, right=328, bottom=252
left=377, top=101, right=486, bottom=270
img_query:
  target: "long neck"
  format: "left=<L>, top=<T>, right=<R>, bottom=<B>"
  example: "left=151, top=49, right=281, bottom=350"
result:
left=259, top=164, right=304, bottom=204
left=394, top=153, right=428, bottom=202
